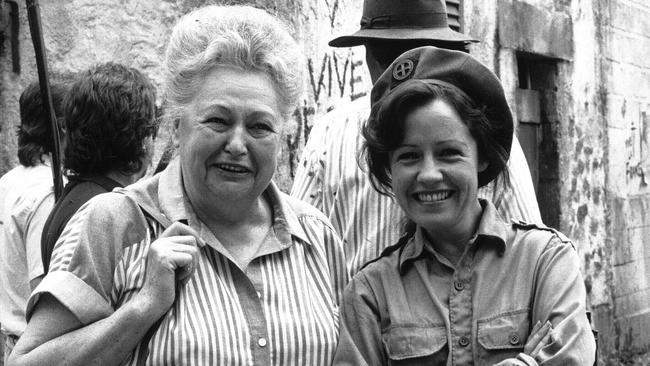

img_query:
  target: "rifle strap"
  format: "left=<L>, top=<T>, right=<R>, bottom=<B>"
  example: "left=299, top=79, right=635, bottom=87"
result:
left=119, top=192, right=174, bottom=366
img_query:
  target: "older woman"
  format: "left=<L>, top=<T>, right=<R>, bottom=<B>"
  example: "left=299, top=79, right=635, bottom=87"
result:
left=333, top=47, right=596, bottom=365
left=9, top=5, right=346, bottom=366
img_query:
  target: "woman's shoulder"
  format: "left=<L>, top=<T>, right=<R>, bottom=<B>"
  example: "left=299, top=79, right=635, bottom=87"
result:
left=509, top=219, right=575, bottom=253
left=354, top=236, right=408, bottom=281
left=71, top=190, right=150, bottom=236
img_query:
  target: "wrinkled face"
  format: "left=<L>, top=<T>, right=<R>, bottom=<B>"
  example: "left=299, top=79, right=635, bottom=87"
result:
left=389, top=99, right=486, bottom=236
left=175, top=67, right=283, bottom=210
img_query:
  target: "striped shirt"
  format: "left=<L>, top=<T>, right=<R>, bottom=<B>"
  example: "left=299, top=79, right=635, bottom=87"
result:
left=291, top=95, right=542, bottom=276
left=28, top=158, right=348, bottom=366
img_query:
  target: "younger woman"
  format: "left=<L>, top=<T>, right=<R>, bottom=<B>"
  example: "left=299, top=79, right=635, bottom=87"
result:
left=333, top=46, right=596, bottom=365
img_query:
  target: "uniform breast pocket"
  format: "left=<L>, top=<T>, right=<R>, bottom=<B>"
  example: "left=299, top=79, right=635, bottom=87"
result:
left=477, top=309, right=530, bottom=364
left=381, top=325, right=448, bottom=366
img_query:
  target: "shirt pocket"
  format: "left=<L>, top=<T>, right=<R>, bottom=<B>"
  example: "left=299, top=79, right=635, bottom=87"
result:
left=477, top=309, right=530, bottom=364
left=381, top=325, right=448, bottom=365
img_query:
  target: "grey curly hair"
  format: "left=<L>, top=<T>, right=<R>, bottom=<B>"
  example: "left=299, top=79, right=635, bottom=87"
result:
left=164, top=5, right=304, bottom=121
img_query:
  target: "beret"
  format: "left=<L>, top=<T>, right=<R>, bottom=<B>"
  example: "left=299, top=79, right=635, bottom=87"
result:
left=369, top=46, right=514, bottom=186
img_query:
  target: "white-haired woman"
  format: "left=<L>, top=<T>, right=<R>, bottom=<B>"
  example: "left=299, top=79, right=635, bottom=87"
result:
left=9, top=5, right=346, bottom=366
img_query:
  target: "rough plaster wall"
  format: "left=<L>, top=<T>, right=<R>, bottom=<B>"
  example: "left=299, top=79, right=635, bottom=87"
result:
left=0, top=0, right=367, bottom=191
left=602, top=0, right=650, bottom=361
left=566, top=0, right=614, bottom=361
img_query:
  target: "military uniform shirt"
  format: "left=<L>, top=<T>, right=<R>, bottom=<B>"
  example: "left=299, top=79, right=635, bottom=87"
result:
left=333, top=200, right=595, bottom=366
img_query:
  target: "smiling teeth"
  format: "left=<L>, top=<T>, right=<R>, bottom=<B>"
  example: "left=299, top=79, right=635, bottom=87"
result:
left=417, top=191, right=452, bottom=202
left=219, top=164, right=247, bottom=172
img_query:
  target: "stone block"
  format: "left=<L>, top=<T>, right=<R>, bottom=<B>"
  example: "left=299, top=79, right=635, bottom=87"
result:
left=606, top=127, right=629, bottom=194
left=606, top=95, right=628, bottom=129
left=609, top=0, right=650, bottom=38
left=592, top=304, right=616, bottom=361
left=497, top=0, right=573, bottom=60
left=606, top=30, right=650, bottom=70
left=609, top=63, right=650, bottom=99
left=606, top=95, right=644, bottom=130
left=614, top=287, right=650, bottom=319
left=626, top=196, right=650, bottom=229
left=612, top=257, right=648, bottom=298
left=615, top=309, right=650, bottom=352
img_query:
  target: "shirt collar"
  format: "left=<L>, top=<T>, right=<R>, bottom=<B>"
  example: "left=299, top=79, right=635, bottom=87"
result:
left=40, top=154, right=52, bottom=167
left=157, top=157, right=311, bottom=248
left=398, top=199, right=507, bottom=273
left=158, top=158, right=193, bottom=224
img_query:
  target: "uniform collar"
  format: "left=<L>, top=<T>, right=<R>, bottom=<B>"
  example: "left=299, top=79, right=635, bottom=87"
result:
left=398, top=199, right=507, bottom=273
left=157, top=157, right=311, bottom=248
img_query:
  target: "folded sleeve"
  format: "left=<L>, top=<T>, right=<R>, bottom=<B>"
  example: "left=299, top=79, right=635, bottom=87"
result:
left=26, top=192, right=149, bottom=325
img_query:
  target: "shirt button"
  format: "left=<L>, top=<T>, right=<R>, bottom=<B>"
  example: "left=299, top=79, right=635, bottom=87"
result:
left=256, top=291, right=262, bottom=298
left=509, top=332, right=520, bottom=345
left=258, top=338, right=267, bottom=347
left=458, top=335, right=470, bottom=347
left=454, top=281, right=464, bottom=291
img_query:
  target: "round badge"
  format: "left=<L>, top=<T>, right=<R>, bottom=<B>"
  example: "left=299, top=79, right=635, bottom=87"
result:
left=392, top=59, right=414, bottom=81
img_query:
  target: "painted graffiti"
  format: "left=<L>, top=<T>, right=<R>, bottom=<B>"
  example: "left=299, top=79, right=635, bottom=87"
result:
left=307, top=49, right=367, bottom=103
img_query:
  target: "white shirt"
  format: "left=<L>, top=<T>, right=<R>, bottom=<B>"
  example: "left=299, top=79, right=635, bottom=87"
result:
left=0, top=156, right=54, bottom=337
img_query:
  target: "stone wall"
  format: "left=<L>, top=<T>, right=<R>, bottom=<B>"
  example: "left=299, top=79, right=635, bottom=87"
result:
left=601, top=0, right=650, bottom=363
left=1, top=0, right=649, bottom=364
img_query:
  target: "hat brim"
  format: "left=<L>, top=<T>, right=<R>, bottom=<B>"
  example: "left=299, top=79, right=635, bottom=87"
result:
left=329, top=28, right=478, bottom=47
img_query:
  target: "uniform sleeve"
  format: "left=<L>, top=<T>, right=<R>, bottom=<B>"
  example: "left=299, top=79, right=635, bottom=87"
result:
left=492, top=136, right=543, bottom=224
left=333, top=275, right=384, bottom=366
left=531, top=236, right=596, bottom=365
left=26, top=192, right=149, bottom=325
left=25, top=189, right=54, bottom=281
left=290, top=117, right=328, bottom=211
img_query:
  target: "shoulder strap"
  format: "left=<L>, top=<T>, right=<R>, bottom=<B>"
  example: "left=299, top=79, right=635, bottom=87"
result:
left=113, top=190, right=173, bottom=366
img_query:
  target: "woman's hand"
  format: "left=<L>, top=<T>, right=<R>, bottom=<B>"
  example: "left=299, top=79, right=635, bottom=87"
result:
left=133, top=221, right=203, bottom=319
left=492, top=320, right=553, bottom=366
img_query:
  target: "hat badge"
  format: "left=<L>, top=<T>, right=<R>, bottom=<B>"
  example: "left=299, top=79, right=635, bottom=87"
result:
left=392, top=59, right=414, bottom=81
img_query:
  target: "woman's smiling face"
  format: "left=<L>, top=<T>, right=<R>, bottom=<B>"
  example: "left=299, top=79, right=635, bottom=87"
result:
left=389, top=98, right=487, bottom=237
left=176, top=66, right=282, bottom=210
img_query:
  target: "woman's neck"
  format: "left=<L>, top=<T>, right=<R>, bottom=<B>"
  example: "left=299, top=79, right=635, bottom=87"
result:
left=193, top=192, right=270, bottom=230
left=422, top=201, right=484, bottom=266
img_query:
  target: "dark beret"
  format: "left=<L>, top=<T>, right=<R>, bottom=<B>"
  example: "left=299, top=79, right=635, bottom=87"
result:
left=369, top=46, right=514, bottom=186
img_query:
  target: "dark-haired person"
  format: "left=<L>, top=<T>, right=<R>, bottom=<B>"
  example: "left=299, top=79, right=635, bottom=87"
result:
left=333, top=47, right=596, bottom=365
left=0, top=81, right=67, bottom=362
left=291, top=0, right=542, bottom=277
left=40, top=62, right=158, bottom=272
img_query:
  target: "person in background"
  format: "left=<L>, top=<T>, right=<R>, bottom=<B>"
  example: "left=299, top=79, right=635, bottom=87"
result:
left=9, top=5, right=346, bottom=366
left=291, top=0, right=542, bottom=276
left=40, top=62, right=158, bottom=273
left=332, top=46, right=596, bottom=365
left=0, top=81, right=67, bottom=363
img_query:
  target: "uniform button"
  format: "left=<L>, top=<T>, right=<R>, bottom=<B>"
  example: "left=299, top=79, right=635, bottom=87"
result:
left=509, top=332, right=520, bottom=345
left=458, top=335, right=470, bottom=347
left=258, top=338, right=267, bottom=347
left=454, top=281, right=464, bottom=291
left=256, top=291, right=262, bottom=298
